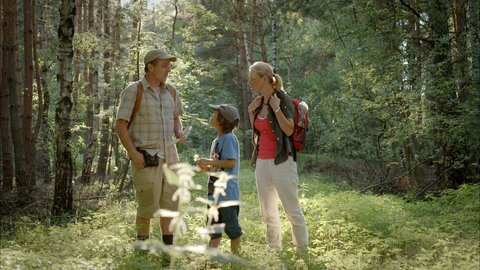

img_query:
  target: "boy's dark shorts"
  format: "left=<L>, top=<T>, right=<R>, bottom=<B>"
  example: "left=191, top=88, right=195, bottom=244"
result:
left=210, top=206, right=243, bottom=240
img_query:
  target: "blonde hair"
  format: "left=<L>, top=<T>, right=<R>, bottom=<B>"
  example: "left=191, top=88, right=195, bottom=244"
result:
left=249, top=61, right=284, bottom=90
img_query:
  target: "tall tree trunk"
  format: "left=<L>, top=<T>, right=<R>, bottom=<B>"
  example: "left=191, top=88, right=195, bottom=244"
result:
left=23, top=0, right=36, bottom=187
left=37, top=63, right=52, bottom=184
left=97, top=0, right=111, bottom=177
left=248, top=0, right=256, bottom=65
left=111, top=0, right=121, bottom=174
left=6, top=0, right=28, bottom=188
left=170, top=0, right=178, bottom=50
left=469, top=0, right=480, bottom=89
left=1, top=5, right=14, bottom=190
left=131, top=0, right=141, bottom=81
left=270, top=1, right=277, bottom=72
left=257, top=0, right=267, bottom=62
left=80, top=0, right=97, bottom=183
left=454, top=0, right=468, bottom=102
left=35, top=0, right=53, bottom=184
left=32, top=0, right=44, bottom=154
left=234, top=0, right=252, bottom=158
left=73, top=0, right=84, bottom=105
left=52, top=0, right=76, bottom=215
left=428, top=0, right=457, bottom=187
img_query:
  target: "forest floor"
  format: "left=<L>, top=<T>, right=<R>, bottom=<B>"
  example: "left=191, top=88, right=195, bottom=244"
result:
left=0, top=160, right=479, bottom=269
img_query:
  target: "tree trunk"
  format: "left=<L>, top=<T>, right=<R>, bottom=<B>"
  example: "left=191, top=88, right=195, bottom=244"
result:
left=23, top=0, right=36, bottom=187
left=35, top=0, right=53, bottom=184
left=270, top=1, right=277, bottom=72
left=97, top=0, right=111, bottom=177
left=427, top=0, right=457, bottom=187
left=80, top=0, right=97, bottom=184
left=257, top=0, right=267, bottom=62
left=73, top=0, right=84, bottom=105
left=454, top=0, right=468, bottom=102
left=111, top=0, right=122, bottom=174
left=5, top=0, right=28, bottom=188
left=170, top=0, right=178, bottom=50
left=1, top=6, right=14, bottom=190
left=248, top=0, right=256, bottom=65
left=52, top=0, right=76, bottom=215
left=131, top=0, right=142, bottom=81
left=469, top=0, right=480, bottom=89
left=234, top=0, right=252, bottom=158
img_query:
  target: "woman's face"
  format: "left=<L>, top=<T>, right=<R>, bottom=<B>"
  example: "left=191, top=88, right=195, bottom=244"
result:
left=249, top=71, right=265, bottom=93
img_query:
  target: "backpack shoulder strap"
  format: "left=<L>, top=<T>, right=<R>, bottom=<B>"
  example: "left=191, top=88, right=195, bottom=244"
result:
left=165, top=83, right=176, bottom=101
left=127, top=80, right=143, bottom=129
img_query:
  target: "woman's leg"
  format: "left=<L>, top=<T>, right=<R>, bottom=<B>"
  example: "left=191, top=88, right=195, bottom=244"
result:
left=255, top=159, right=282, bottom=248
left=271, top=157, right=308, bottom=248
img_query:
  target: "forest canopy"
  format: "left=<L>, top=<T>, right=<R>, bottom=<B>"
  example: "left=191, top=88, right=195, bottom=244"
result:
left=0, top=0, right=479, bottom=213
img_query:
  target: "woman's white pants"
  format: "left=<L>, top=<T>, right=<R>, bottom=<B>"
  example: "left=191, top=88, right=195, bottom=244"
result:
left=255, top=157, right=309, bottom=249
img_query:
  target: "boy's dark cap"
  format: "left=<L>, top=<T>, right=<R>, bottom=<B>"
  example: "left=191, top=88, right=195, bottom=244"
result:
left=208, top=104, right=240, bottom=123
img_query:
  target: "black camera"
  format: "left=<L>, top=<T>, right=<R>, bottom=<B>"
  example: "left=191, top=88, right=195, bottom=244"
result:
left=137, top=148, right=159, bottom=167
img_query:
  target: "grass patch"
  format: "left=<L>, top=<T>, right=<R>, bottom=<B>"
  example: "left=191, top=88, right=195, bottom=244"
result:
left=1, top=160, right=478, bottom=269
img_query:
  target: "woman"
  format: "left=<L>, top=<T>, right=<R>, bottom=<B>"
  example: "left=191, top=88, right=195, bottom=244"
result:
left=247, top=61, right=308, bottom=250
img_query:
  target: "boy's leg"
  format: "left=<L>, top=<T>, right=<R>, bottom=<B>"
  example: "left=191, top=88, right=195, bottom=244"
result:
left=221, top=206, right=242, bottom=253
left=230, top=236, right=241, bottom=254
left=209, top=237, right=222, bottom=248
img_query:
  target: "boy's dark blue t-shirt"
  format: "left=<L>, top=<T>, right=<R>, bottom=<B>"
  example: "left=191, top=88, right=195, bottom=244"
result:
left=207, top=132, right=240, bottom=202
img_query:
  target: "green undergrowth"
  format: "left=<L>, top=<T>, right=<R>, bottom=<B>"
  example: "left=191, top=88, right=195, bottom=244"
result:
left=1, top=161, right=478, bottom=269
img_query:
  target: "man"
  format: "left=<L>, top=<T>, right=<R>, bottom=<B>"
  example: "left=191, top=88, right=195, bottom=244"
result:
left=116, top=48, right=185, bottom=245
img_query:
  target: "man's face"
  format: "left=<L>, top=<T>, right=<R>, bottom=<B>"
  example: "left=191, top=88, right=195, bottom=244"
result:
left=149, top=59, right=173, bottom=83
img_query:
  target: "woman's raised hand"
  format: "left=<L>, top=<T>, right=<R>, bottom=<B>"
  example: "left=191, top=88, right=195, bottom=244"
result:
left=248, top=95, right=263, bottom=114
left=269, top=93, right=281, bottom=112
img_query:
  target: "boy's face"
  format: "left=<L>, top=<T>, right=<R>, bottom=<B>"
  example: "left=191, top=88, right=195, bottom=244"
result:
left=210, top=110, right=221, bottom=128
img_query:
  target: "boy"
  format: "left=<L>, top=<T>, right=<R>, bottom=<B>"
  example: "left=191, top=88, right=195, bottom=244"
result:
left=196, top=104, right=242, bottom=254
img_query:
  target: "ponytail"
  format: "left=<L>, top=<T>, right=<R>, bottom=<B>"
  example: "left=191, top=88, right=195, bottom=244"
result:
left=272, top=73, right=284, bottom=90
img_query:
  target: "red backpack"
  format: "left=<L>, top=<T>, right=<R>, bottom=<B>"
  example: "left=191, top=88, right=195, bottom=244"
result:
left=291, top=98, right=309, bottom=152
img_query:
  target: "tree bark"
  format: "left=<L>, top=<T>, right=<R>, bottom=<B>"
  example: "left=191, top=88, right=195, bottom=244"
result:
left=35, top=0, right=53, bottom=184
left=52, top=0, right=76, bottom=215
left=23, top=0, right=36, bottom=186
left=268, top=1, right=277, bottom=72
left=233, top=0, right=252, bottom=158
left=5, top=0, right=28, bottom=188
left=170, top=0, right=178, bottom=49
left=257, top=0, right=267, bottom=62
left=97, top=0, right=111, bottom=177
left=1, top=3, right=14, bottom=190
left=248, top=0, right=256, bottom=65
left=131, top=0, right=141, bottom=81
left=111, top=0, right=122, bottom=174
left=454, top=0, right=468, bottom=102
left=427, top=0, right=458, bottom=187
left=80, top=0, right=97, bottom=183
left=469, top=0, right=480, bottom=89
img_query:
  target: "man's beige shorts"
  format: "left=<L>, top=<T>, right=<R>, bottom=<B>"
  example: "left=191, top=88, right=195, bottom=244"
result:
left=132, top=160, right=179, bottom=219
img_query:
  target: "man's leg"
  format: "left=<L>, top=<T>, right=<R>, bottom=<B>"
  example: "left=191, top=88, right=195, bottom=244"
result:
left=136, top=216, right=150, bottom=240
left=160, top=217, right=174, bottom=245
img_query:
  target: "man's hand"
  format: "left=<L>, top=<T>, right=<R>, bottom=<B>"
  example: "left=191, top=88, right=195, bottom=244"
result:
left=130, top=149, right=145, bottom=169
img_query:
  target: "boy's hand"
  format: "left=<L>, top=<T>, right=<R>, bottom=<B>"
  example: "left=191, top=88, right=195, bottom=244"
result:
left=196, top=158, right=211, bottom=172
left=196, top=158, right=211, bottom=166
